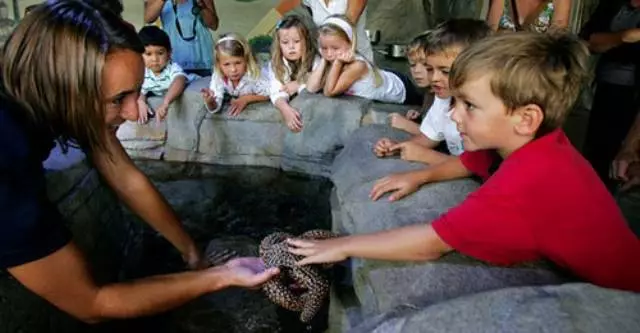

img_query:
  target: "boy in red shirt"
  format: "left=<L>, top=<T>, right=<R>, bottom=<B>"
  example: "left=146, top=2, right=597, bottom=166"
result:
left=287, top=32, right=640, bottom=292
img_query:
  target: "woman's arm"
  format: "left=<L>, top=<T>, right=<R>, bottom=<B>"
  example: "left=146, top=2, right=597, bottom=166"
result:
left=198, top=0, right=219, bottom=30
left=92, top=132, right=200, bottom=266
left=486, top=0, right=504, bottom=31
left=144, top=0, right=166, bottom=24
left=8, top=243, right=278, bottom=323
left=551, top=0, right=572, bottom=29
left=345, top=0, right=367, bottom=24
left=305, top=58, right=328, bottom=93
left=323, top=60, right=367, bottom=97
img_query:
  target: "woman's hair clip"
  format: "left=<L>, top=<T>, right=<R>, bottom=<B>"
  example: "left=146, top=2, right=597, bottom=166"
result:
left=275, top=19, right=285, bottom=30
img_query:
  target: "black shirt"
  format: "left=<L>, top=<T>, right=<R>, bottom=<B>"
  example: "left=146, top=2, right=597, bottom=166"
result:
left=0, top=94, right=71, bottom=269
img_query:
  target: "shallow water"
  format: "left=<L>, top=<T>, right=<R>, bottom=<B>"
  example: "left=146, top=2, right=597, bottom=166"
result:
left=100, top=161, right=334, bottom=333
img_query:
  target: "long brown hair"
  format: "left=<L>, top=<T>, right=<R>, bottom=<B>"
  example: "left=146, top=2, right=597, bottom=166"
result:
left=0, top=0, right=143, bottom=154
left=270, top=15, right=316, bottom=84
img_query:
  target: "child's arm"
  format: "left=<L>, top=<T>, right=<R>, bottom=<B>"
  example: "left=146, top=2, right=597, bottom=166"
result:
left=287, top=223, right=452, bottom=265
left=203, top=73, right=224, bottom=113
left=323, top=57, right=367, bottom=97
left=305, top=58, right=328, bottom=93
left=157, top=75, right=187, bottom=120
left=388, top=141, right=453, bottom=165
left=370, top=156, right=472, bottom=201
left=228, top=95, right=269, bottom=116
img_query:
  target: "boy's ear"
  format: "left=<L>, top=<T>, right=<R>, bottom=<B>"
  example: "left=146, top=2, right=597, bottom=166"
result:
left=511, top=104, right=543, bottom=137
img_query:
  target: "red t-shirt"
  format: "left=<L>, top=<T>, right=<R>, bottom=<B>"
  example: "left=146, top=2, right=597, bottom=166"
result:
left=432, top=129, right=640, bottom=292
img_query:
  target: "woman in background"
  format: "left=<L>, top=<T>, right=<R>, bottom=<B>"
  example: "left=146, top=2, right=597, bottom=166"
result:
left=144, top=0, right=219, bottom=76
left=486, top=0, right=572, bottom=32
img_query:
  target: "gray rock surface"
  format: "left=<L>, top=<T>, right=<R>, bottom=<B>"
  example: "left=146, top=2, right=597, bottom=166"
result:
left=123, top=76, right=396, bottom=177
left=351, top=283, right=640, bottom=333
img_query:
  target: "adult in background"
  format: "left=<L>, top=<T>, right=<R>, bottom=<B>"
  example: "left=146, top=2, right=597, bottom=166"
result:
left=486, top=0, right=572, bottom=32
left=580, top=0, right=640, bottom=187
left=0, top=0, right=277, bottom=323
left=144, top=0, right=218, bottom=76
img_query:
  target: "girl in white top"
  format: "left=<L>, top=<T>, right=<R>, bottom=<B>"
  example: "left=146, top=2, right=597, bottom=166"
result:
left=202, top=33, right=270, bottom=116
left=301, top=0, right=374, bottom=63
left=306, top=15, right=407, bottom=104
left=268, top=15, right=319, bottom=132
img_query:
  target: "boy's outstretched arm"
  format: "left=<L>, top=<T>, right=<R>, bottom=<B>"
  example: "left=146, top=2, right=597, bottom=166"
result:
left=370, top=156, right=472, bottom=201
left=287, top=224, right=452, bottom=265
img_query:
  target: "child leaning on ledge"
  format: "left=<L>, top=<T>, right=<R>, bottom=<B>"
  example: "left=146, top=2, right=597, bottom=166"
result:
left=287, top=32, right=640, bottom=292
left=201, top=33, right=270, bottom=116
left=373, top=19, right=492, bottom=200
left=387, top=31, right=435, bottom=135
left=137, top=25, right=187, bottom=124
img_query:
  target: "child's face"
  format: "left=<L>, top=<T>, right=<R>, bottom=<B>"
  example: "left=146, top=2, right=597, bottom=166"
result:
left=426, top=48, right=460, bottom=98
left=218, top=54, right=247, bottom=82
left=142, top=45, right=170, bottom=75
left=450, top=74, right=515, bottom=153
left=408, top=52, right=430, bottom=88
left=318, top=33, right=351, bottom=62
left=278, top=27, right=305, bottom=62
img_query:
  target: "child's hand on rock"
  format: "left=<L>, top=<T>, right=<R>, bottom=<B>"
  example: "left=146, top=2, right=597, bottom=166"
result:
left=229, top=96, right=249, bottom=116
left=374, top=137, right=397, bottom=157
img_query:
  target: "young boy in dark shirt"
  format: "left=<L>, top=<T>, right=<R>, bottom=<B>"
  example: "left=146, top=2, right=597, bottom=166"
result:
left=287, top=32, right=640, bottom=292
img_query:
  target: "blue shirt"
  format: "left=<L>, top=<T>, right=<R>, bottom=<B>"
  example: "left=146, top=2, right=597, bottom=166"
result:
left=0, top=95, right=70, bottom=269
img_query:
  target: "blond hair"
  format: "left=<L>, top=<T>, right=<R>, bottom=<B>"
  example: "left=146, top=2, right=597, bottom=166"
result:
left=318, top=14, right=383, bottom=87
left=450, top=31, right=591, bottom=135
left=215, top=33, right=261, bottom=79
left=270, top=15, right=316, bottom=84
left=407, top=30, right=432, bottom=60
left=1, top=0, right=143, bottom=155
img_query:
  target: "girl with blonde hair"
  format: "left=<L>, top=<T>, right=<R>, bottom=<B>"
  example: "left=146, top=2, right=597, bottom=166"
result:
left=306, top=15, right=420, bottom=105
left=268, top=15, right=320, bottom=132
left=202, top=33, right=270, bottom=116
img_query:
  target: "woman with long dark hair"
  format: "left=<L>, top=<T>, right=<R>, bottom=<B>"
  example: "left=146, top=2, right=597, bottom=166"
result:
left=0, top=0, right=277, bottom=323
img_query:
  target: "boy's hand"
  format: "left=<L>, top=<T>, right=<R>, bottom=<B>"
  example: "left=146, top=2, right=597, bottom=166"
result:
left=280, top=81, right=301, bottom=96
left=389, top=141, right=430, bottom=163
left=406, top=109, right=421, bottom=120
left=229, top=96, right=249, bottom=116
left=286, top=237, right=348, bottom=266
left=374, top=137, right=398, bottom=157
left=156, top=102, right=169, bottom=121
left=370, top=171, right=423, bottom=201
left=201, top=88, right=217, bottom=108
left=137, top=98, right=150, bottom=124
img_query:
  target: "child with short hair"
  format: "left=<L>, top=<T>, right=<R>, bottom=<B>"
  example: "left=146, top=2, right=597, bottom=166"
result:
left=388, top=31, right=435, bottom=135
left=137, top=25, right=187, bottom=123
left=288, top=32, right=640, bottom=293
left=202, top=33, right=270, bottom=116
left=305, top=15, right=422, bottom=105
left=374, top=19, right=491, bottom=170
left=269, top=15, right=319, bottom=132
